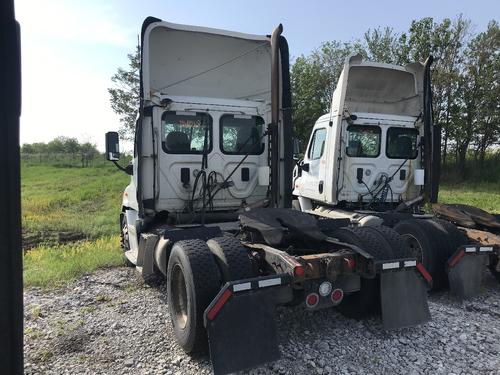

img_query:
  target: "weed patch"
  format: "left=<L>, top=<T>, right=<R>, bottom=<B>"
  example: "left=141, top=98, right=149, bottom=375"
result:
left=24, top=236, right=124, bottom=288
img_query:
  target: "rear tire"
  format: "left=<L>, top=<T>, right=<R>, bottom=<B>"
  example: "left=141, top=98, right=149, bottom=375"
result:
left=431, top=219, right=469, bottom=259
left=331, top=227, right=394, bottom=319
left=167, top=239, right=221, bottom=353
left=394, top=219, right=448, bottom=289
left=365, top=225, right=412, bottom=258
left=206, top=236, right=256, bottom=282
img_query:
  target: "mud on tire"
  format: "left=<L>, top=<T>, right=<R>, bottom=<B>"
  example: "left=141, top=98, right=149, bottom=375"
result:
left=167, top=239, right=221, bottom=353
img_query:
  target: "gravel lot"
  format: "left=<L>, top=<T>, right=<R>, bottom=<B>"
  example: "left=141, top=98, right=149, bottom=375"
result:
left=24, top=267, right=500, bottom=375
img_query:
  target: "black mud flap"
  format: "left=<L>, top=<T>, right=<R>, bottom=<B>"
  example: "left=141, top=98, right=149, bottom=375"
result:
left=204, top=275, right=291, bottom=375
left=380, top=268, right=431, bottom=330
left=447, top=246, right=492, bottom=300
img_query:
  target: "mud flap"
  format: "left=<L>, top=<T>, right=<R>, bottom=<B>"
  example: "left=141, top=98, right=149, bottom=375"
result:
left=204, top=275, right=291, bottom=375
left=447, top=246, right=491, bottom=300
left=380, top=269, right=430, bottom=330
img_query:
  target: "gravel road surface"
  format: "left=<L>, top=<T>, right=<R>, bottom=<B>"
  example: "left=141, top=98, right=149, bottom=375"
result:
left=24, top=267, right=500, bottom=375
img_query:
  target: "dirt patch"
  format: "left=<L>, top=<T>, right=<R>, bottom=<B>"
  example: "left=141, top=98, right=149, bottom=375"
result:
left=23, top=228, right=88, bottom=251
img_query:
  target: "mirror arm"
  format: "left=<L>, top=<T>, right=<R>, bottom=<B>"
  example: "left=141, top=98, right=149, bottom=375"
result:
left=112, top=160, right=133, bottom=175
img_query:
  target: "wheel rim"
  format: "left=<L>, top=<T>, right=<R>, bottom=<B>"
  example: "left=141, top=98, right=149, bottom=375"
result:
left=401, top=234, right=424, bottom=264
left=171, top=264, right=189, bottom=330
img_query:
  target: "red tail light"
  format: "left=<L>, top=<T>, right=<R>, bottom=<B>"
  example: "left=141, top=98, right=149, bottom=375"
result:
left=331, top=288, right=344, bottom=303
left=294, top=265, right=305, bottom=277
left=305, top=293, right=319, bottom=308
left=344, top=257, right=356, bottom=270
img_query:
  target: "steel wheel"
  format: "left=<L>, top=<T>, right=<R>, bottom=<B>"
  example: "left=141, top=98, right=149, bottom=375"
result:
left=171, top=264, right=189, bottom=329
left=401, top=233, right=424, bottom=264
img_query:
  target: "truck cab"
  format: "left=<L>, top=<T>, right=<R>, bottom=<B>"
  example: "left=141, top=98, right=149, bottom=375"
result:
left=294, top=55, right=426, bottom=212
left=107, top=18, right=293, bottom=253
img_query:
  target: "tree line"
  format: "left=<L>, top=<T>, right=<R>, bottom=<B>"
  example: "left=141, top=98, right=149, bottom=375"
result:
left=21, top=137, right=100, bottom=167
left=292, top=16, right=499, bottom=178
left=109, top=16, right=499, bottom=179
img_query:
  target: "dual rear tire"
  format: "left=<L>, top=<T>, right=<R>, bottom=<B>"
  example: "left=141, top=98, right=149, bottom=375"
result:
left=332, top=226, right=409, bottom=319
left=393, top=219, right=469, bottom=290
left=166, top=237, right=255, bottom=353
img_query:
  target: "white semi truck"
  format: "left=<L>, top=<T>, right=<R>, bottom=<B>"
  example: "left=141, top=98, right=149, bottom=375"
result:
left=104, top=17, right=498, bottom=375
left=293, top=54, right=500, bottom=294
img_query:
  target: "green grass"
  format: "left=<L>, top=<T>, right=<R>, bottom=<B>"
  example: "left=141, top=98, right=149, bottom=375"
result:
left=439, top=181, right=500, bottom=213
left=22, top=161, right=129, bottom=288
left=24, top=236, right=124, bottom=288
left=22, top=162, right=129, bottom=247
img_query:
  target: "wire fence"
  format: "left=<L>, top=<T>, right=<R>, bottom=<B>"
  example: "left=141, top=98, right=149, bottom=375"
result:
left=21, top=153, right=109, bottom=168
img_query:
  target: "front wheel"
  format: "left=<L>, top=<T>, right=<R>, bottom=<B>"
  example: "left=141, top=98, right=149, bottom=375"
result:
left=167, top=239, right=221, bottom=353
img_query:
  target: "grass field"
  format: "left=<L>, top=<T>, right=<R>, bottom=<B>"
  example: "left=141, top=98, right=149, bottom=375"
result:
left=22, top=162, right=129, bottom=248
left=439, top=182, right=500, bottom=213
left=22, top=161, right=129, bottom=288
left=22, top=160, right=499, bottom=288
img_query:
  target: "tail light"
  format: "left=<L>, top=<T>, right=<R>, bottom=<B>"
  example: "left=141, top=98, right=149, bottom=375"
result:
left=294, top=265, right=305, bottom=278
left=344, top=257, right=356, bottom=270
left=331, top=288, right=344, bottom=304
left=305, top=293, right=319, bottom=308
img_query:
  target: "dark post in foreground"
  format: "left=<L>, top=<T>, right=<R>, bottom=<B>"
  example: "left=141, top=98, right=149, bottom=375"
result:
left=0, top=0, right=23, bottom=373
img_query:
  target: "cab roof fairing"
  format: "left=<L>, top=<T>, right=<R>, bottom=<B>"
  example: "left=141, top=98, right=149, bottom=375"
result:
left=141, top=20, right=273, bottom=105
left=330, top=54, right=425, bottom=119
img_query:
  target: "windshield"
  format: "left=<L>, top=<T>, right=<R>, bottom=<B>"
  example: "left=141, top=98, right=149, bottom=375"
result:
left=386, top=127, right=418, bottom=159
left=161, top=112, right=212, bottom=154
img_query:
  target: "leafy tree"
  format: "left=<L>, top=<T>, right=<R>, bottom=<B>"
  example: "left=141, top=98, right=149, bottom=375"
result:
left=292, top=41, right=362, bottom=145
left=464, top=21, right=500, bottom=169
left=108, top=45, right=140, bottom=141
left=64, top=137, right=80, bottom=160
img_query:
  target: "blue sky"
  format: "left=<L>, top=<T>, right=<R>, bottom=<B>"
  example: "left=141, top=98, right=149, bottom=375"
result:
left=15, top=0, right=499, bottom=150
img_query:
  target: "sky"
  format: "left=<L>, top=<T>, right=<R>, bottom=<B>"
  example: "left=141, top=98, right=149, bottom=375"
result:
left=15, top=0, right=499, bottom=151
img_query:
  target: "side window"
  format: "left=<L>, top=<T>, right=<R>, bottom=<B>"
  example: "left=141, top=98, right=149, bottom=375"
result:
left=346, top=125, right=381, bottom=157
left=387, top=127, right=419, bottom=159
left=220, top=114, right=264, bottom=154
left=161, top=111, right=212, bottom=154
left=308, top=128, right=327, bottom=160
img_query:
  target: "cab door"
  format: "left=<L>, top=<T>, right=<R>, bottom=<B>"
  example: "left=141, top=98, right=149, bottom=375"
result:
left=299, top=127, right=328, bottom=201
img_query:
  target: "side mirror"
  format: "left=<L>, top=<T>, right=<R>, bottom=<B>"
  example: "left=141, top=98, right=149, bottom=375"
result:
left=105, top=132, right=120, bottom=161
left=293, top=138, right=300, bottom=160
